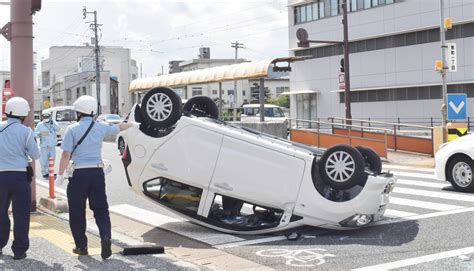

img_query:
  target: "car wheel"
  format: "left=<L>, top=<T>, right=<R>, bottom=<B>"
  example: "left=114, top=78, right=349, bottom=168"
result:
left=183, top=96, right=219, bottom=119
left=141, top=87, right=182, bottom=128
left=447, top=155, right=474, bottom=193
left=118, top=137, right=125, bottom=156
left=318, top=144, right=366, bottom=190
left=355, top=146, right=382, bottom=174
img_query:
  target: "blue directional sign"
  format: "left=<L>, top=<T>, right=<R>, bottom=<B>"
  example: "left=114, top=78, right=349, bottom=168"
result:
left=447, top=93, right=467, bottom=120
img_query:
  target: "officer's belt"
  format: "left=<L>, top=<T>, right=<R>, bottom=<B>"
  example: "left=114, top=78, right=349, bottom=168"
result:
left=74, top=163, right=104, bottom=169
left=0, top=168, right=27, bottom=172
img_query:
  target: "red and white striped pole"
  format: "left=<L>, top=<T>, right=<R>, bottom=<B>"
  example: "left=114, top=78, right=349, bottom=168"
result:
left=48, top=156, right=55, bottom=199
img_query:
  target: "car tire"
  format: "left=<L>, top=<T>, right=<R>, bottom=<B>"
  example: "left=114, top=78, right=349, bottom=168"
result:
left=141, top=87, right=182, bottom=128
left=118, top=136, right=125, bottom=156
left=355, top=146, right=382, bottom=174
left=183, top=96, right=219, bottom=119
left=318, top=144, right=366, bottom=190
left=447, top=155, right=474, bottom=193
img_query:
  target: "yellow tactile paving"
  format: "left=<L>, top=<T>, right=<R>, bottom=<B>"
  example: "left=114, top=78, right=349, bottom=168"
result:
left=23, top=214, right=122, bottom=256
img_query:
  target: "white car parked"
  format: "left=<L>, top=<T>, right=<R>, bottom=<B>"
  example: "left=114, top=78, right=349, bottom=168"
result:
left=435, top=134, right=474, bottom=193
left=121, top=87, right=397, bottom=234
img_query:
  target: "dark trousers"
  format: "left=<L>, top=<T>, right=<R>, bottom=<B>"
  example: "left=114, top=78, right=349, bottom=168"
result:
left=67, top=168, right=111, bottom=249
left=0, top=172, right=31, bottom=256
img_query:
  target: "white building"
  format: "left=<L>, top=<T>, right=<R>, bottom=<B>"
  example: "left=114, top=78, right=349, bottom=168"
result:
left=41, top=45, right=138, bottom=115
left=287, top=0, right=474, bottom=123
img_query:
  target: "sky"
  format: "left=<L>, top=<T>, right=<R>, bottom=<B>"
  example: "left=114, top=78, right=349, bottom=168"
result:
left=0, top=0, right=289, bottom=78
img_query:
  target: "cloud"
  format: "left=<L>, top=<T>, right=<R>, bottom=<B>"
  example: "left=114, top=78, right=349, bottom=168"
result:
left=0, top=0, right=289, bottom=77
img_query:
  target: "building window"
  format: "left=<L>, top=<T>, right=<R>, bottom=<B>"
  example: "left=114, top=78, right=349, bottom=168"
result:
left=295, top=22, right=474, bottom=59
left=364, top=0, right=371, bottom=9
left=76, top=88, right=80, bottom=99
left=319, top=1, right=325, bottom=18
left=212, top=89, right=217, bottom=95
left=339, top=84, right=474, bottom=103
left=82, top=87, right=86, bottom=95
left=242, top=90, right=246, bottom=96
left=192, top=87, right=203, bottom=96
left=331, top=0, right=339, bottom=16
left=351, top=0, right=358, bottom=11
left=276, top=86, right=289, bottom=96
left=66, top=89, right=72, bottom=104
left=227, top=90, right=235, bottom=96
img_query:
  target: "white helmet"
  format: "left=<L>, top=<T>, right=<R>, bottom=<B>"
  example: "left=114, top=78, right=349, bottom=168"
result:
left=5, top=97, right=30, bottom=117
left=73, top=95, right=97, bottom=115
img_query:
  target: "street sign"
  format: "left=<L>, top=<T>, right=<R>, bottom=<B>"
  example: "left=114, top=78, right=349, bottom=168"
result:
left=339, top=73, right=345, bottom=90
left=446, top=43, right=457, bottom=72
left=447, top=93, right=467, bottom=120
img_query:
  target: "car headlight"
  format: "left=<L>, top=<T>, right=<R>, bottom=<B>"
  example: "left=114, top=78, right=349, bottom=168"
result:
left=339, top=214, right=374, bottom=227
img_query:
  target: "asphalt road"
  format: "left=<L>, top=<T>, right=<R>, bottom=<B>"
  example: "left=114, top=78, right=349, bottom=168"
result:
left=37, top=143, right=474, bottom=270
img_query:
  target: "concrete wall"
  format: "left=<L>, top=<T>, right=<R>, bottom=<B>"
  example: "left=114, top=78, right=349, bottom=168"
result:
left=230, top=121, right=288, bottom=139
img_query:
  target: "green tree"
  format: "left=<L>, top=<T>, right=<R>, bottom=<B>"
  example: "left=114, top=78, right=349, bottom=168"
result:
left=268, top=95, right=289, bottom=108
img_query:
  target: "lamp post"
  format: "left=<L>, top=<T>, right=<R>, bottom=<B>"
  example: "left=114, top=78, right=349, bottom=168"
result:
left=296, top=0, right=351, bottom=123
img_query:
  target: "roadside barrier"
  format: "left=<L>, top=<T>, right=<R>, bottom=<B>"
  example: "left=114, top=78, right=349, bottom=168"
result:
left=48, top=156, right=55, bottom=199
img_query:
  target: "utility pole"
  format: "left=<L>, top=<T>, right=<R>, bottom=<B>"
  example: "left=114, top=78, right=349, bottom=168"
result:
left=2, top=0, right=42, bottom=211
left=342, top=0, right=352, bottom=123
left=83, top=7, right=101, bottom=114
left=439, top=0, right=448, bottom=142
left=231, top=41, right=244, bottom=121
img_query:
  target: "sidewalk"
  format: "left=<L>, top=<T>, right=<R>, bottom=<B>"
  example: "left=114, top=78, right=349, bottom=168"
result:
left=383, top=150, right=435, bottom=168
left=0, top=185, right=201, bottom=270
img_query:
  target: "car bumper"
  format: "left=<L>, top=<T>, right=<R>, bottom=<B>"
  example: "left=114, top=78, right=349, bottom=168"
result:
left=434, top=147, right=449, bottom=181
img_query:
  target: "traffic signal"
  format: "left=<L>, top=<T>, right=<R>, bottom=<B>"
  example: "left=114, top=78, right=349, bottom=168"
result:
left=340, top=58, right=344, bottom=73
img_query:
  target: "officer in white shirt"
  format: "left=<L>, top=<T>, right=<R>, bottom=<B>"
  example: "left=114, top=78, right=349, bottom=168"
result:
left=0, top=97, right=40, bottom=260
left=56, top=96, right=132, bottom=259
left=35, top=112, right=60, bottom=178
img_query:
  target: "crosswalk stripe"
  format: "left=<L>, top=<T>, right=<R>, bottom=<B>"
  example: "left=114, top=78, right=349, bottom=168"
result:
left=383, top=209, right=418, bottom=218
left=393, top=187, right=474, bottom=203
left=390, top=170, right=437, bottom=180
left=383, top=165, right=434, bottom=173
left=396, top=179, right=449, bottom=189
left=389, top=197, right=463, bottom=211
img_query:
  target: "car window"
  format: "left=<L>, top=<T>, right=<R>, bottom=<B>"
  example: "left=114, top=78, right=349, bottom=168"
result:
left=56, top=109, right=76, bottom=122
left=143, top=178, right=202, bottom=218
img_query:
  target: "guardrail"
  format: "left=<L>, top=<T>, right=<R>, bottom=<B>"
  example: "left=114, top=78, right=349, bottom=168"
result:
left=288, top=118, right=389, bottom=157
left=326, top=117, right=434, bottom=155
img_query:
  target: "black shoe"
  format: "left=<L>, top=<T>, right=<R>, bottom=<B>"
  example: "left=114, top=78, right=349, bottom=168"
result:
left=72, top=247, right=88, bottom=255
left=101, top=237, right=112, bottom=259
left=13, top=253, right=26, bottom=260
left=43, top=174, right=48, bottom=179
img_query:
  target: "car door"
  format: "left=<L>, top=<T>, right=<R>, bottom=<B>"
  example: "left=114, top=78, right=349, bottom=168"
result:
left=205, top=135, right=306, bottom=223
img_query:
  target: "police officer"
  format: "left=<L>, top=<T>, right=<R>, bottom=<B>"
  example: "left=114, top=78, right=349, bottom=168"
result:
left=0, top=97, right=40, bottom=260
left=35, top=112, right=60, bottom=178
left=56, top=95, right=132, bottom=259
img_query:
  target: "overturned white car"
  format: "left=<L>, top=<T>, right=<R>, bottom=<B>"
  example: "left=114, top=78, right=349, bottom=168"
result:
left=121, top=87, right=396, bottom=234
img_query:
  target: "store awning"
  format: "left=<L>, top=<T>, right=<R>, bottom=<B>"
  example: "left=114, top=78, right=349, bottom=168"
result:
left=280, top=90, right=319, bottom=95
left=129, top=57, right=306, bottom=92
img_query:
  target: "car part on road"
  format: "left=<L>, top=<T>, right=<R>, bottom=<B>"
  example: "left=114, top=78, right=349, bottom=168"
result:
left=183, top=96, right=219, bottom=119
left=286, top=232, right=301, bottom=241
left=318, top=145, right=366, bottom=190
left=356, top=146, right=382, bottom=175
left=141, top=87, right=182, bottom=128
left=121, top=246, right=165, bottom=255
left=447, top=155, right=474, bottom=192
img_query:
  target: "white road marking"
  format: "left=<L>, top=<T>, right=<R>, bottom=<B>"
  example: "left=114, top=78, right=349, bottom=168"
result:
left=396, top=179, right=448, bottom=189
left=352, top=246, right=474, bottom=271
left=383, top=209, right=418, bottom=218
left=393, top=187, right=474, bottom=203
left=390, top=170, right=437, bottom=180
left=374, top=207, right=474, bottom=226
left=383, top=165, right=434, bottom=173
left=109, top=204, right=245, bottom=246
left=389, top=197, right=462, bottom=211
left=215, top=236, right=288, bottom=249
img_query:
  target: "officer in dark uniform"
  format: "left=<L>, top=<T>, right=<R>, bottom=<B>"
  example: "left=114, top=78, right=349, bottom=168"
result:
left=0, top=97, right=40, bottom=260
left=56, top=95, right=132, bottom=259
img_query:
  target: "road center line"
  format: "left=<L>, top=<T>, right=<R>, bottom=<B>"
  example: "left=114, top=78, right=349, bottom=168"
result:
left=352, top=246, right=474, bottom=271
